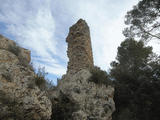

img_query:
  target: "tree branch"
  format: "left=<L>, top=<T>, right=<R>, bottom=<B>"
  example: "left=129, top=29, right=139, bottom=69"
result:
left=141, top=27, right=160, bottom=39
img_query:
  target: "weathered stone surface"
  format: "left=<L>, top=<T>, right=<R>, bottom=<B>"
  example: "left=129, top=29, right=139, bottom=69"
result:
left=0, top=19, right=115, bottom=120
left=53, top=69, right=115, bottom=120
left=0, top=34, right=31, bottom=63
left=51, top=19, right=115, bottom=120
left=0, top=35, right=52, bottom=120
left=66, top=19, right=94, bottom=74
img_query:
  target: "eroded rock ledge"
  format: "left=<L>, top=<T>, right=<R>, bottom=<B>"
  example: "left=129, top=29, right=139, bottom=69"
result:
left=0, top=35, right=52, bottom=120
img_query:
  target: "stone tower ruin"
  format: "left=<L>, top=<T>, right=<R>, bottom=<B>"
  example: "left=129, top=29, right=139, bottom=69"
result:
left=66, top=19, right=94, bottom=74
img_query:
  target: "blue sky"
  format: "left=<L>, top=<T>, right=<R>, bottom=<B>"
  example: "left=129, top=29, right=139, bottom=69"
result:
left=0, top=0, right=159, bottom=84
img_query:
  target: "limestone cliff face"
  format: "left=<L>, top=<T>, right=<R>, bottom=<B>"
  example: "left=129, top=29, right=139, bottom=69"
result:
left=51, top=19, right=115, bottom=120
left=0, top=19, right=115, bottom=120
left=0, top=35, right=52, bottom=120
left=0, top=34, right=31, bottom=63
left=56, top=70, right=115, bottom=120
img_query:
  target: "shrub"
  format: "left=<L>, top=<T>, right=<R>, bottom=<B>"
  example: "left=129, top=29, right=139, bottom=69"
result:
left=30, top=67, right=55, bottom=91
left=28, top=77, right=36, bottom=89
left=89, top=66, right=112, bottom=86
left=8, top=43, right=33, bottom=70
left=8, top=43, right=20, bottom=56
left=34, top=67, right=47, bottom=90
left=18, top=56, right=29, bottom=67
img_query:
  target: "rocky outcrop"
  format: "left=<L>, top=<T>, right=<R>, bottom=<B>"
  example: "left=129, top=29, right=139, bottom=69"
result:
left=52, top=69, right=115, bottom=120
left=51, top=19, right=115, bottom=120
left=66, top=19, right=94, bottom=74
left=0, top=35, right=52, bottom=120
left=0, top=19, right=115, bottom=120
left=0, top=34, right=31, bottom=63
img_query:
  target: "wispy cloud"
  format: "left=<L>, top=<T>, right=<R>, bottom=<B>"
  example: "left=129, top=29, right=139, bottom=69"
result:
left=0, top=0, right=67, bottom=79
left=55, top=0, right=140, bottom=70
left=1, top=0, right=156, bottom=83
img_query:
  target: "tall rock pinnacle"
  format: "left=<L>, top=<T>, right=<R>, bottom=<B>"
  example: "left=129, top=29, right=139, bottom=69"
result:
left=66, top=19, right=94, bottom=74
left=54, top=20, right=115, bottom=119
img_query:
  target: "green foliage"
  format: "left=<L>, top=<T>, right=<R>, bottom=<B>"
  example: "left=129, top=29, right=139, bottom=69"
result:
left=124, top=0, right=160, bottom=41
left=111, top=38, right=152, bottom=83
left=89, top=66, right=111, bottom=86
left=111, top=38, right=160, bottom=120
left=33, top=67, right=55, bottom=90
left=8, top=43, right=20, bottom=56
left=18, top=57, right=29, bottom=67
left=113, top=108, right=134, bottom=120
left=134, top=80, right=160, bottom=120
left=8, top=43, right=33, bottom=71
left=51, top=92, right=80, bottom=120
left=34, top=67, right=47, bottom=90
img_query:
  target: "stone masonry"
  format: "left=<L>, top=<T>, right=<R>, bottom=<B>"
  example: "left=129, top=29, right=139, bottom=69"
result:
left=48, top=19, right=115, bottom=120
left=66, top=19, right=94, bottom=74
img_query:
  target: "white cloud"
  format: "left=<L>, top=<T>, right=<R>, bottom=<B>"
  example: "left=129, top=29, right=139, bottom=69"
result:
left=33, top=60, right=66, bottom=76
left=1, top=0, right=158, bottom=80
left=58, top=0, right=140, bottom=70
left=0, top=0, right=66, bottom=77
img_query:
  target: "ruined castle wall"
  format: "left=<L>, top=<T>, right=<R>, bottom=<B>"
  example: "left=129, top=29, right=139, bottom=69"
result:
left=66, top=19, right=94, bottom=74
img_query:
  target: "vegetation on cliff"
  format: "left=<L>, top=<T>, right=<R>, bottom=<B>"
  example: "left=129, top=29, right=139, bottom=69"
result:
left=0, top=0, right=160, bottom=119
left=111, top=38, right=160, bottom=120
left=112, top=0, right=160, bottom=119
left=123, top=0, right=160, bottom=42
left=88, top=66, right=111, bottom=86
